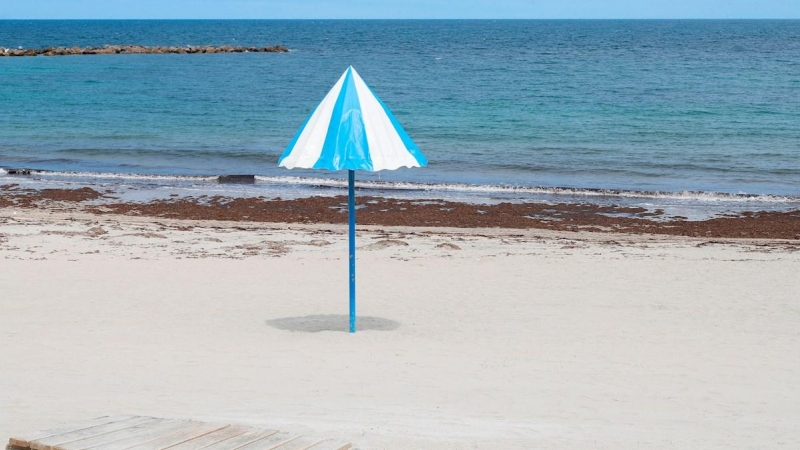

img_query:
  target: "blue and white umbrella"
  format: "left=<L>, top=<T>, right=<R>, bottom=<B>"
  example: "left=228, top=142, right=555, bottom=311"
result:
left=279, top=66, right=427, bottom=333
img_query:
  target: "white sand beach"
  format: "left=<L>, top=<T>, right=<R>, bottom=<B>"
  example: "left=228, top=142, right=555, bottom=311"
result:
left=1, top=209, right=799, bottom=449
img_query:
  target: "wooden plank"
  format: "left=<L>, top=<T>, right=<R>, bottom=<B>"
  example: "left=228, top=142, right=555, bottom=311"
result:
left=161, top=426, right=249, bottom=450
left=30, top=417, right=156, bottom=450
left=234, top=433, right=299, bottom=450
left=9, top=416, right=136, bottom=448
left=11, top=417, right=350, bottom=450
left=198, top=430, right=277, bottom=450
left=52, top=419, right=169, bottom=450
left=267, top=436, right=322, bottom=450
left=304, top=440, right=351, bottom=450
left=75, top=421, right=194, bottom=450
left=123, top=423, right=229, bottom=450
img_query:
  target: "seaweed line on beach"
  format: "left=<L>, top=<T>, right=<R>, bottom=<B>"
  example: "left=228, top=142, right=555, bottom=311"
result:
left=2, top=185, right=800, bottom=240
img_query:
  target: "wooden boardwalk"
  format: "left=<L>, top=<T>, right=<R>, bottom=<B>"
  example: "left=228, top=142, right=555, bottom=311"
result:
left=7, top=416, right=351, bottom=450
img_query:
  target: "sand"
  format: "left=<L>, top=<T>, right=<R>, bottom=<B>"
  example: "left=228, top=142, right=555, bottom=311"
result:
left=1, top=208, right=799, bottom=449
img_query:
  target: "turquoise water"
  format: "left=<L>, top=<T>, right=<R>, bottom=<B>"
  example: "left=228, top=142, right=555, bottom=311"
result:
left=1, top=20, right=799, bottom=212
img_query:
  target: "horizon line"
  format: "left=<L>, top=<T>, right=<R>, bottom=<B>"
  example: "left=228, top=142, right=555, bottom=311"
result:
left=2, top=18, right=799, bottom=21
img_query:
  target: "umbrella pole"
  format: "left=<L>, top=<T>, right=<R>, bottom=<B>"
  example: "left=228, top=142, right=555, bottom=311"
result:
left=348, top=169, right=356, bottom=333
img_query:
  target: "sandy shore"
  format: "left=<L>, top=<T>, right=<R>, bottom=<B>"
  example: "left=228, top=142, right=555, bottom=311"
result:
left=1, top=204, right=799, bottom=449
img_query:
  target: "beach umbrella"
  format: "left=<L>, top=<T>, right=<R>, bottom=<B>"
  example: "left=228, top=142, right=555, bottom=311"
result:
left=279, top=66, right=427, bottom=333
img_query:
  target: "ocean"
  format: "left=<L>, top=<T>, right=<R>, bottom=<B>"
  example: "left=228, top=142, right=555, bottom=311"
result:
left=1, top=20, right=799, bottom=217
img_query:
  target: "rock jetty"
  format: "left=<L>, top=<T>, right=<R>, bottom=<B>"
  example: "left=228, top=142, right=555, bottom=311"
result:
left=0, top=44, right=289, bottom=57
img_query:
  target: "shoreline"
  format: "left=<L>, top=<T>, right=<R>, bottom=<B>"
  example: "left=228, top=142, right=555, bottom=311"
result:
left=2, top=184, right=799, bottom=241
left=4, top=168, right=797, bottom=203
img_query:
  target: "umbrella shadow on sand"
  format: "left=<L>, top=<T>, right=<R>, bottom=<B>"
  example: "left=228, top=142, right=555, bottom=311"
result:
left=265, top=314, right=400, bottom=333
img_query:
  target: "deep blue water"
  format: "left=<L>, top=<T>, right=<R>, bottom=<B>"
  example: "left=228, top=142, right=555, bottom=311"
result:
left=1, top=20, right=799, bottom=211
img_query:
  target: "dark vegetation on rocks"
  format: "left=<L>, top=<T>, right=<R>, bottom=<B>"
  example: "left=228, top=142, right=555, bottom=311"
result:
left=1, top=44, right=289, bottom=57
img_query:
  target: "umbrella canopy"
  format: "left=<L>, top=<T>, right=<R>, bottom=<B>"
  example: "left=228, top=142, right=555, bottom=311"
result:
left=279, top=66, right=427, bottom=171
left=279, top=66, right=427, bottom=333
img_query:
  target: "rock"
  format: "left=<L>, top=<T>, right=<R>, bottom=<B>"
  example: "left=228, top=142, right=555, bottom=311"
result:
left=86, top=226, right=107, bottom=237
left=6, top=169, right=32, bottom=175
left=308, top=239, right=332, bottom=247
left=362, top=239, right=409, bottom=250
left=436, top=242, right=462, bottom=250
left=218, top=175, right=255, bottom=184
left=0, top=44, right=290, bottom=57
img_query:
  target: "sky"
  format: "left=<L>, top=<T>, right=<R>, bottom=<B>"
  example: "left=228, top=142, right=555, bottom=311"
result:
left=2, top=0, right=799, bottom=20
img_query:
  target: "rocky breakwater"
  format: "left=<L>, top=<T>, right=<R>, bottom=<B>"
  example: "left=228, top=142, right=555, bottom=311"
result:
left=0, top=44, right=289, bottom=57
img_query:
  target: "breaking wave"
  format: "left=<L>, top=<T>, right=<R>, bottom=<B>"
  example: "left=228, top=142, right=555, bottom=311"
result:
left=2, top=168, right=798, bottom=204
left=254, top=175, right=799, bottom=204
